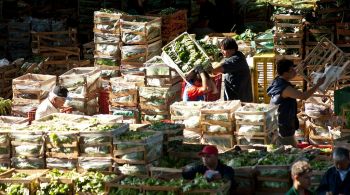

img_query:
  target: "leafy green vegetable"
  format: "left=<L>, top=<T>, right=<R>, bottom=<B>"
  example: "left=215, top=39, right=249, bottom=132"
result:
left=75, top=172, right=118, bottom=195
left=36, top=181, right=70, bottom=195
left=118, top=131, right=155, bottom=141
left=159, top=7, right=177, bottom=15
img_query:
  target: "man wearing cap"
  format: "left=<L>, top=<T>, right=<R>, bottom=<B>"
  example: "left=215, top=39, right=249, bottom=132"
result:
left=182, top=145, right=236, bottom=194
left=35, top=85, right=68, bottom=120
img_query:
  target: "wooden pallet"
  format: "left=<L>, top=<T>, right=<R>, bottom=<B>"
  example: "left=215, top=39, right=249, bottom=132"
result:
left=306, top=28, right=335, bottom=46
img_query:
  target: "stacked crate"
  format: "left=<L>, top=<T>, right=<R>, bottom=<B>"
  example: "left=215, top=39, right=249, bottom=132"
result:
left=109, top=77, right=140, bottom=124
left=274, top=14, right=304, bottom=63
left=274, top=14, right=305, bottom=90
left=11, top=73, right=56, bottom=117
left=139, top=83, right=182, bottom=123
left=79, top=123, right=128, bottom=172
left=148, top=9, right=188, bottom=45
left=113, top=130, right=163, bottom=176
left=94, top=10, right=123, bottom=78
left=235, top=103, right=278, bottom=145
left=120, top=15, right=162, bottom=74
left=7, top=18, right=31, bottom=60
left=10, top=129, right=46, bottom=169
left=200, top=101, right=241, bottom=151
left=31, top=28, right=82, bottom=75
left=336, top=23, right=350, bottom=57
left=315, top=0, right=349, bottom=26
left=59, top=67, right=100, bottom=115
left=144, top=56, right=182, bottom=87
left=305, top=26, right=334, bottom=56
left=253, top=53, right=276, bottom=103
left=0, top=63, right=19, bottom=99
left=170, top=101, right=204, bottom=144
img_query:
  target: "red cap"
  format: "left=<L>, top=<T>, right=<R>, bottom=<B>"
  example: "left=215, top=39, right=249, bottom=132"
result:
left=199, top=145, right=218, bottom=156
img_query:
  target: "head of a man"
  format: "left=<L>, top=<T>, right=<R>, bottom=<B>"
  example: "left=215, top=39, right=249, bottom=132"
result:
left=220, top=38, right=238, bottom=58
left=199, top=145, right=219, bottom=169
left=276, top=59, right=297, bottom=80
left=49, top=86, right=68, bottom=109
left=291, top=160, right=312, bottom=189
left=333, top=147, right=350, bottom=171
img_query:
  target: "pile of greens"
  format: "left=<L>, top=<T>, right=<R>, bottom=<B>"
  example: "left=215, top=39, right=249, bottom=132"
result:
left=157, top=156, right=195, bottom=169
left=75, top=172, right=118, bottom=195
left=198, top=40, right=222, bottom=62
left=221, top=151, right=266, bottom=167
left=258, top=153, right=298, bottom=165
left=118, top=131, right=155, bottom=141
left=36, top=181, right=70, bottom=195
left=2, top=172, right=30, bottom=195
left=159, top=7, right=177, bottom=15
left=95, top=58, right=119, bottom=67
left=164, top=34, right=211, bottom=73
left=148, top=122, right=183, bottom=131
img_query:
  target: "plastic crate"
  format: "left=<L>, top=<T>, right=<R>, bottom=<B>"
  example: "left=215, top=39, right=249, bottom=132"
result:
left=253, top=53, right=275, bottom=103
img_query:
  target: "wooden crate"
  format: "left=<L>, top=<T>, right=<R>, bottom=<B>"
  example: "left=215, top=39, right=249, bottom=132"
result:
left=336, top=23, right=350, bottom=44
left=0, top=64, right=19, bottom=98
left=10, top=131, right=45, bottom=158
left=46, top=158, right=77, bottom=170
left=59, top=67, right=100, bottom=96
left=143, top=185, right=181, bottom=194
left=170, top=101, right=203, bottom=121
left=46, top=131, right=79, bottom=158
left=0, top=116, right=28, bottom=124
left=109, top=81, right=138, bottom=107
left=235, top=103, right=279, bottom=133
left=144, top=56, right=182, bottom=87
left=121, top=40, right=162, bottom=65
left=0, top=131, right=10, bottom=159
left=93, top=11, right=122, bottom=35
left=139, top=122, right=185, bottom=152
left=253, top=53, right=276, bottom=103
left=121, top=15, right=161, bottom=45
left=139, top=83, right=181, bottom=114
left=148, top=9, right=187, bottom=44
left=78, top=157, right=114, bottom=172
left=113, top=131, right=163, bottom=164
left=255, top=165, right=292, bottom=193
left=296, top=37, right=350, bottom=92
left=12, top=73, right=56, bottom=104
left=110, top=106, right=140, bottom=124
left=94, top=42, right=121, bottom=59
left=79, top=123, right=129, bottom=157
left=235, top=134, right=271, bottom=145
left=0, top=169, right=48, bottom=194
left=31, top=28, right=78, bottom=54
left=94, top=57, right=120, bottom=67
left=75, top=171, right=123, bottom=194
left=306, top=27, right=335, bottom=46
left=202, top=134, right=234, bottom=152
left=38, top=177, right=74, bottom=195
left=200, top=101, right=240, bottom=135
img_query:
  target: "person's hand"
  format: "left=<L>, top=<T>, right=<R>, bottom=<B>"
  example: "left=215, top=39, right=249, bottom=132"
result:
left=316, top=76, right=326, bottom=87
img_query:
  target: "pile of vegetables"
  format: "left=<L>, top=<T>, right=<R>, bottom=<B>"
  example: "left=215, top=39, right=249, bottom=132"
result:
left=157, top=156, right=196, bottom=169
left=198, top=40, right=222, bottom=62
left=118, top=131, right=155, bottom=141
left=95, top=58, right=119, bottom=67
left=0, top=172, right=30, bottom=195
left=233, top=29, right=257, bottom=41
left=258, top=153, right=299, bottom=165
left=112, top=174, right=225, bottom=194
left=36, top=181, right=70, bottom=195
left=0, top=98, right=12, bottom=115
left=163, top=33, right=211, bottom=73
left=75, top=172, right=118, bottom=195
left=221, top=150, right=266, bottom=168
left=159, top=7, right=177, bottom=15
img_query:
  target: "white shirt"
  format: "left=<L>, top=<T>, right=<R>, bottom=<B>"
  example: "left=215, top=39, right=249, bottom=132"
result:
left=338, top=168, right=350, bottom=181
left=35, top=98, right=60, bottom=120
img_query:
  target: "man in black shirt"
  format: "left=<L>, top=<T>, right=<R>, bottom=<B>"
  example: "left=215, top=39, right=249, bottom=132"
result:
left=182, top=145, right=236, bottom=194
left=317, top=147, right=350, bottom=195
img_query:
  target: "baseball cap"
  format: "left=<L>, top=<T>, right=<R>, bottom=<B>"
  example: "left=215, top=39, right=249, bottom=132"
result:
left=199, top=145, right=218, bottom=156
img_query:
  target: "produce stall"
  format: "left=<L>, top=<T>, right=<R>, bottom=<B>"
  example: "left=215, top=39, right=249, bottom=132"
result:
left=1, top=1, right=350, bottom=193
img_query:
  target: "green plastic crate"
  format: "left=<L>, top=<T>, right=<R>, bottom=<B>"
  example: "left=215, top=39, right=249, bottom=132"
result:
left=335, top=86, right=350, bottom=115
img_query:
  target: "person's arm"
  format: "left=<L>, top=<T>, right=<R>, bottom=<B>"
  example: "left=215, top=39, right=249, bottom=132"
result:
left=182, top=165, right=203, bottom=180
left=212, top=64, right=224, bottom=75
left=281, top=77, right=325, bottom=100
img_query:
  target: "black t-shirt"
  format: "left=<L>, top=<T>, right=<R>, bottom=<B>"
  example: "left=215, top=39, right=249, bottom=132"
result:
left=222, top=51, right=253, bottom=102
left=267, top=77, right=299, bottom=137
